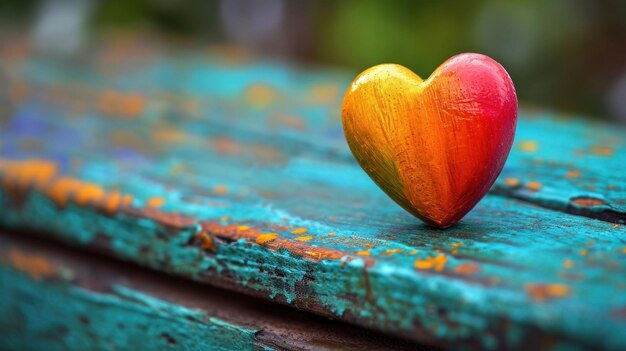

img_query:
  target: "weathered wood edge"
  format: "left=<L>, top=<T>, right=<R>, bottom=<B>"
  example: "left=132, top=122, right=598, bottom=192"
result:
left=1, top=188, right=624, bottom=351
left=0, top=232, right=427, bottom=351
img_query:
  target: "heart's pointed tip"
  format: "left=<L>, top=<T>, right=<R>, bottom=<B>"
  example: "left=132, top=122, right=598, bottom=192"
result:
left=423, top=219, right=458, bottom=230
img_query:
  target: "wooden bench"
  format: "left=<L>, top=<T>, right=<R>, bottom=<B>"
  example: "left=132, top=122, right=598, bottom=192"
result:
left=0, top=39, right=625, bottom=350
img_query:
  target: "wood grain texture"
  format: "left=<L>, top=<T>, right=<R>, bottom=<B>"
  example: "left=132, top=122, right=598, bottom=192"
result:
left=342, top=55, right=517, bottom=228
left=0, top=233, right=423, bottom=351
left=0, top=37, right=625, bottom=350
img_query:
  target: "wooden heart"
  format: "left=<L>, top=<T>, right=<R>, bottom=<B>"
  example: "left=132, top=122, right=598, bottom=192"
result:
left=342, top=53, right=517, bottom=229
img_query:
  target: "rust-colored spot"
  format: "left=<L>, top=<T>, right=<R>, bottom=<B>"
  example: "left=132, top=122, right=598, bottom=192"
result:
left=128, top=207, right=197, bottom=228
left=152, top=129, right=188, bottom=143
left=256, top=233, right=279, bottom=244
left=571, top=197, right=605, bottom=207
left=504, top=178, right=520, bottom=187
left=295, top=235, right=314, bottom=242
left=526, top=181, right=542, bottom=191
left=291, top=227, right=308, bottom=235
left=525, top=283, right=571, bottom=302
left=197, top=230, right=217, bottom=252
left=565, top=170, right=581, bottom=179
left=622, top=247, right=626, bottom=254
left=7, top=249, right=58, bottom=280
left=120, top=93, right=146, bottom=118
left=99, top=90, right=121, bottom=115
left=579, top=249, right=588, bottom=256
left=267, top=113, right=307, bottom=131
left=326, top=232, right=336, bottom=237
left=451, top=249, right=459, bottom=255
left=414, top=254, right=447, bottom=272
left=147, top=197, right=165, bottom=208
left=591, top=146, right=614, bottom=156
left=451, top=242, right=462, bottom=248
left=563, top=259, right=574, bottom=269
left=213, top=137, right=241, bottom=155
left=9, top=81, right=29, bottom=101
left=454, top=263, right=480, bottom=276
left=518, top=140, right=538, bottom=153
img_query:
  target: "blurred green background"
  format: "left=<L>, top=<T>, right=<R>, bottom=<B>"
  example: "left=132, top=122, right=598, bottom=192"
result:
left=2, top=0, right=625, bottom=122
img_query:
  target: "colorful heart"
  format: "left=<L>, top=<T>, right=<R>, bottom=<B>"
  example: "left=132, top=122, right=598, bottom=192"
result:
left=342, top=53, right=517, bottom=229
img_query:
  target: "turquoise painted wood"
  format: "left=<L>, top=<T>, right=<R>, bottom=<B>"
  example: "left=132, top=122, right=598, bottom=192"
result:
left=0, top=233, right=419, bottom=351
left=0, top=38, right=625, bottom=350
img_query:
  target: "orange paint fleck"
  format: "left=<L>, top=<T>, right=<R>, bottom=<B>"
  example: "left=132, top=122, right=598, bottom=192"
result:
left=454, top=263, right=480, bottom=276
left=291, top=227, right=308, bottom=235
left=201, top=222, right=345, bottom=261
left=147, top=197, right=165, bottom=208
left=103, top=192, right=122, bottom=213
left=0, top=159, right=58, bottom=190
left=563, top=259, right=574, bottom=269
left=519, top=140, right=538, bottom=153
left=525, top=283, right=571, bottom=301
left=256, top=233, right=279, bottom=244
left=357, top=250, right=371, bottom=256
left=526, top=181, right=542, bottom=191
left=451, top=242, right=463, bottom=248
left=504, top=177, right=520, bottom=187
left=414, top=254, right=447, bottom=272
left=121, top=194, right=134, bottom=207
left=237, top=225, right=250, bottom=232
left=326, top=232, right=336, bottom=237
left=213, top=184, right=229, bottom=195
left=385, top=248, right=402, bottom=255
left=7, top=249, right=58, bottom=280
left=571, top=197, right=605, bottom=207
left=245, top=84, right=277, bottom=107
left=295, top=235, right=314, bottom=242
left=579, top=249, right=588, bottom=256
left=451, top=249, right=459, bottom=255
left=591, top=146, right=614, bottom=156
left=45, top=177, right=100, bottom=207
left=565, top=170, right=581, bottom=179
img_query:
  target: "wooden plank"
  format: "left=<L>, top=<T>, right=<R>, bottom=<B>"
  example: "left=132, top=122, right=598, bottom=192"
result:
left=0, top=232, right=423, bottom=351
left=0, top=39, right=625, bottom=349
